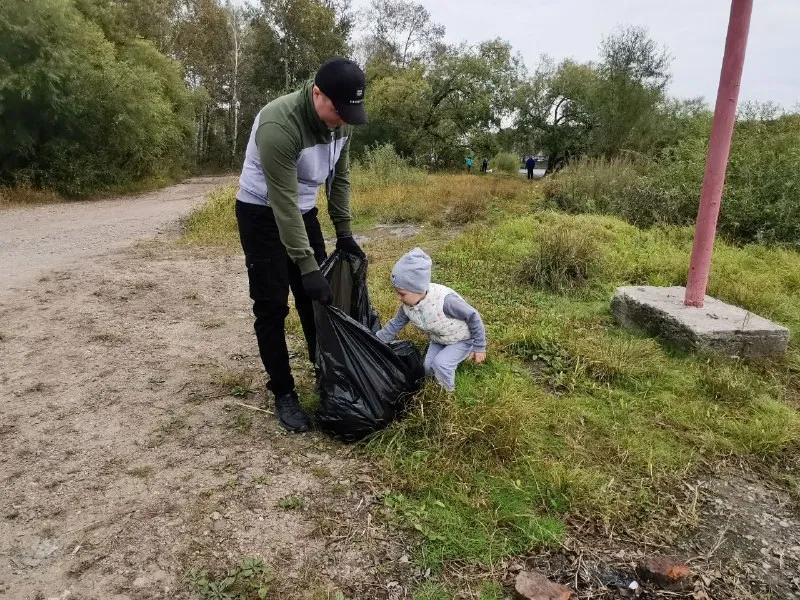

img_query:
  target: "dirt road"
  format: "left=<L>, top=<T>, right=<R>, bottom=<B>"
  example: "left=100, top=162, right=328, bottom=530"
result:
left=0, top=177, right=238, bottom=292
left=0, top=180, right=409, bottom=600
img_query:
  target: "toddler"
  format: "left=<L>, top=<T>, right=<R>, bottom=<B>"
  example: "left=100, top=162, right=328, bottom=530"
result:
left=376, top=248, right=486, bottom=392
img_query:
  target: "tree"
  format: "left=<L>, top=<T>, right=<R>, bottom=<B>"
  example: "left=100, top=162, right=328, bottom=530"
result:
left=363, top=40, right=524, bottom=165
left=228, top=1, right=243, bottom=162
left=357, top=0, right=444, bottom=68
left=513, top=57, right=598, bottom=171
left=592, top=26, right=672, bottom=156
left=0, top=0, right=193, bottom=194
left=261, top=0, right=351, bottom=92
left=512, top=27, right=674, bottom=169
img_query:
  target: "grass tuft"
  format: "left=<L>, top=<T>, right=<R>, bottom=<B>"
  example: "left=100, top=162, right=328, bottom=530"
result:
left=517, top=226, right=600, bottom=293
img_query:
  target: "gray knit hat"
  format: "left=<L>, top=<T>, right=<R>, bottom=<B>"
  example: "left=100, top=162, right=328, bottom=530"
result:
left=391, top=248, right=431, bottom=293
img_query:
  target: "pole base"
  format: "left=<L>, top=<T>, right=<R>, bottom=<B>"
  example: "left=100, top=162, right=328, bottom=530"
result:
left=611, top=286, right=790, bottom=358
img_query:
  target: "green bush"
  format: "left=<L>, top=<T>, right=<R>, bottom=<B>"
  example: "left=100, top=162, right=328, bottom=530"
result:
left=518, top=226, right=601, bottom=292
left=492, top=152, right=520, bottom=175
left=351, top=143, right=427, bottom=190
left=0, top=0, right=194, bottom=195
left=543, top=157, right=644, bottom=214
left=544, top=115, right=800, bottom=247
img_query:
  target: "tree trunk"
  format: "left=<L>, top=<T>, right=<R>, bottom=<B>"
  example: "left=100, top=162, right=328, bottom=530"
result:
left=230, top=7, right=240, bottom=163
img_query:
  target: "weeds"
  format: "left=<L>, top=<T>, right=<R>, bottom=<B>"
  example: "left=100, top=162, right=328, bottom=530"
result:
left=225, top=411, right=252, bottom=432
left=491, top=152, right=520, bottom=175
left=0, top=184, right=62, bottom=208
left=278, top=495, right=304, bottom=510
left=186, top=556, right=272, bottom=600
left=182, top=185, right=240, bottom=248
left=215, top=370, right=254, bottom=393
left=351, top=143, right=427, bottom=189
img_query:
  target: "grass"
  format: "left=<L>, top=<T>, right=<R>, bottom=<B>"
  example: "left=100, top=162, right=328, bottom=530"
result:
left=349, top=172, right=538, bottom=228
left=186, top=556, right=272, bottom=600
left=182, top=165, right=538, bottom=248
left=182, top=165, right=800, bottom=580
left=0, top=184, right=62, bottom=208
left=0, top=172, right=186, bottom=209
left=182, top=185, right=241, bottom=248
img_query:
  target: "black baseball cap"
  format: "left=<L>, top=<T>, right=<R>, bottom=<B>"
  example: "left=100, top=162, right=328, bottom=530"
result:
left=314, top=57, right=368, bottom=125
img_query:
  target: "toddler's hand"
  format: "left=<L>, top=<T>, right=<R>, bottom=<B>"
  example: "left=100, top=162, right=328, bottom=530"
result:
left=467, top=352, right=486, bottom=364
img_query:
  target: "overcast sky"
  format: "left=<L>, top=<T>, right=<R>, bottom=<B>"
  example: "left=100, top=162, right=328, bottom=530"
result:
left=353, top=0, right=800, bottom=108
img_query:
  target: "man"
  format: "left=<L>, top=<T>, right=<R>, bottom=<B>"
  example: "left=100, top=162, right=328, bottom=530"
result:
left=525, top=156, right=536, bottom=180
left=235, top=57, right=368, bottom=433
left=480, top=157, right=488, bottom=173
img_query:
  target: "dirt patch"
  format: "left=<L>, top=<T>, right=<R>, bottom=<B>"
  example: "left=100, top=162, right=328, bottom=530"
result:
left=498, top=471, right=800, bottom=600
left=0, top=238, right=418, bottom=599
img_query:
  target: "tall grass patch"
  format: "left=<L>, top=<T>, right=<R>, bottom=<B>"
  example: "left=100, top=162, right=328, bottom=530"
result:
left=365, top=210, right=800, bottom=568
left=182, top=185, right=239, bottom=247
left=350, top=174, right=538, bottom=227
left=0, top=184, right=62, bottom=208
left=351, top=143, right=427, bottom=190
left=491, top=152, right=520, bottom=175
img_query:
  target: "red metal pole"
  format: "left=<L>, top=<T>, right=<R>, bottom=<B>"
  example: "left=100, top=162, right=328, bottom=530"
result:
left=684, top=0, right=753, bottom=307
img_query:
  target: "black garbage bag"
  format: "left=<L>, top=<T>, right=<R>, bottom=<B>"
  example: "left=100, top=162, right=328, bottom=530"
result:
left=314, top=250, right=424, bottom=442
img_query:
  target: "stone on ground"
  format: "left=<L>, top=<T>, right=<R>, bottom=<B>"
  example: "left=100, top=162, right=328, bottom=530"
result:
left=635, top=555, right=692, bottom=591
left=514, top=570, right=574, bottom=600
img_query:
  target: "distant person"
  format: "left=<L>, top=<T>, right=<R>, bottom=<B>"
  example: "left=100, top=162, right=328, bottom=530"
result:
left=377, top=248, right=486, bottom=392
left=235, top=57, right=368, bottom=433
left=525, top=156, right=536, bottom=179
left=481, top=158, right=488, bottom=173
left=465, top=155, right=474, bottom=173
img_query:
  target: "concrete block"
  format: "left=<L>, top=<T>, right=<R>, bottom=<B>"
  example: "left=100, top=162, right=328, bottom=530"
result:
left=611, top=286, right=790, bottom=357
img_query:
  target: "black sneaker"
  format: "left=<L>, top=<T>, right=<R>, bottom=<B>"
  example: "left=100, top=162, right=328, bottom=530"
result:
left=274, top=391, right=311, bottom=433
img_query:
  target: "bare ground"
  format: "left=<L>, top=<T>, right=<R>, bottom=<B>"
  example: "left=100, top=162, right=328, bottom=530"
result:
left=1, top=180, right=798, bottom=600
left=0, top=181, right=415, bottom=600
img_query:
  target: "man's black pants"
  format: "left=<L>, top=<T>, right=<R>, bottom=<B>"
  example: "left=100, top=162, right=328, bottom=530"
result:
left=527, top=167, right=534, bottom=179
left=236, top=200, right=326, bottom=398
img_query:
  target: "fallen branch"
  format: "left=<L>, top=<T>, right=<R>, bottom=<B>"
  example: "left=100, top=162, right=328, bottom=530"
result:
left=228, top=400, right=274, bottom=415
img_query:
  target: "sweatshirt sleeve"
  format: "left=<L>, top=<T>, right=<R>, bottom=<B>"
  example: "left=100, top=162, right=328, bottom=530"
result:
left=443, top=294, right=486, bottom=352
left=376, top=306, right=410, bottom=343
left=327, top=129, right=352, bottom=237
left=255, top=121, right=318, bottom=275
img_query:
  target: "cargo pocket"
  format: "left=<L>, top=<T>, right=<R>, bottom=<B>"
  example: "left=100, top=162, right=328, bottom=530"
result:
left=245, top=256, right=289, bottom=306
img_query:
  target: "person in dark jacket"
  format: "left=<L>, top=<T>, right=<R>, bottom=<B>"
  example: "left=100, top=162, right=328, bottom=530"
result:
left=525, top=156, right=536, bottom=179
left=235, top=57, right=368, bottom=432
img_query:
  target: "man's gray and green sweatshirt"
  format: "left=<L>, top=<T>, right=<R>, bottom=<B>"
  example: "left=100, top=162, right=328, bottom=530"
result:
left=237, top=80, right=352, bottom=274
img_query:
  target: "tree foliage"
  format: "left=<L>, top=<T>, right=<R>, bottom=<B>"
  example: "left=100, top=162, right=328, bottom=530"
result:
left=0, top=0, right=193, bottom=194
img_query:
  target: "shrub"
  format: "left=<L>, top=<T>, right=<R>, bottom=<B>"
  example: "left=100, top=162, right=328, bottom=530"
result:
left=543, top=115, right=800, bottom=247
left=492, top=152, right=520, bottom=175
left=0, top=0, right=193, bottom=196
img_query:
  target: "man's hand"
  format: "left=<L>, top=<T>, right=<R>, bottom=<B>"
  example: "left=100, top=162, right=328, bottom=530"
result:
left=467, top=352, right=486, bottom=364
left=301, top=270, right=333, bottom=305
left=336, top=235, right=365, bottom=259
